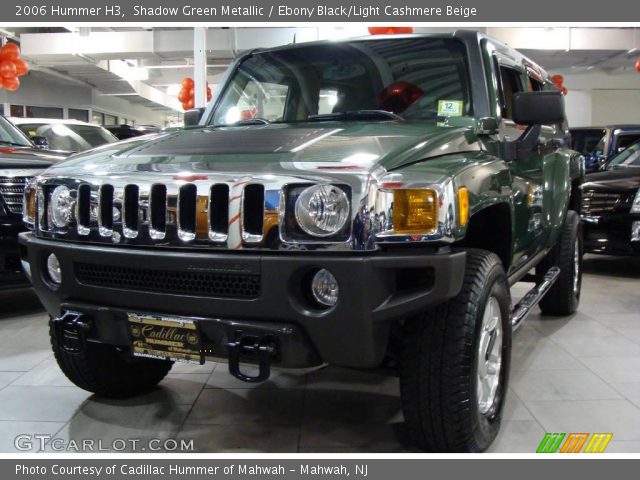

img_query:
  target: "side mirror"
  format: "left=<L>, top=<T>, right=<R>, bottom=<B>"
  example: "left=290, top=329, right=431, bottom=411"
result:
left=184, top=108, right=205, bottom=127
left=512, top=91, right=565, bottom=126
left=32, top=136, right=49, bottom=149
left=501, top=91, right=565, bottom=161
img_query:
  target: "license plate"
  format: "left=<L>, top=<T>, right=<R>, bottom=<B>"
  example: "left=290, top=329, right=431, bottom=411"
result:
left=127, top=313, right=203, bottom=364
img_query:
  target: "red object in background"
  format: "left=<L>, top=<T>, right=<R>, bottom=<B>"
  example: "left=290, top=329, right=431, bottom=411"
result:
left=241, top=108, right=257, bottom=120
left=177, top=77, right=213, bottom=110
left=377, top=81, right=424, bottom=114
left=636, top=58, right=640, bottom=72
left=551, top=74, right=568, bottom=96
left=368, top=27, right=414, bottom=35
left=0, top=42, right=29, bottom=91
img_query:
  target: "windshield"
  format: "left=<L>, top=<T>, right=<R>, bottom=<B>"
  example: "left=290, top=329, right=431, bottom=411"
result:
left=608, top=141, right=640, bottom=168
left=17, top=123, right=117, bottom=152
left=570, top=128, right=605, bottom=156
left=210, top=37, right=471, bottom=126
left=0, top=116, right=33, bottom=147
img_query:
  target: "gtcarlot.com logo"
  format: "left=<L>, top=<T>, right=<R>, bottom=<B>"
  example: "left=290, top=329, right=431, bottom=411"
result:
left=537, top=433, right=613, bottom=453
left=14, top=434, right=194, bottom=452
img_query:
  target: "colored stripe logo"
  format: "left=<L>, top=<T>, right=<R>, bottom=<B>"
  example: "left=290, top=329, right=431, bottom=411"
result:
left=537, top=433, right=612, bottom=453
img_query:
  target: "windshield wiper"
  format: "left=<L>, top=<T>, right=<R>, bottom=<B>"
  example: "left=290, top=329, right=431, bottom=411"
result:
left=308, top=110, right=403, bottom=122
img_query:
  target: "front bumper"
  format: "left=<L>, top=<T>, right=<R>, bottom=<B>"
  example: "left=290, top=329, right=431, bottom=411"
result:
left=0, top=220, right=29, bottom=289
left=582, top=213, right=640, bottom=256
left=20, top=232, right=465, bottom=368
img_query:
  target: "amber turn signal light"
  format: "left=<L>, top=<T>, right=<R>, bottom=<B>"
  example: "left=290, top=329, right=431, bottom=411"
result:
left=23, top=186, right=36, bottom=224
left=458, top=187, right=469, bottom=226
left=393, top=189, right=438, bottom=234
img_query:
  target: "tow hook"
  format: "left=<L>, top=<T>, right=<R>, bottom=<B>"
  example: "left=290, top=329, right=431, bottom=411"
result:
left=226, top=331, right=277, bottom=383
left=50, top=311, right=90, bottom=354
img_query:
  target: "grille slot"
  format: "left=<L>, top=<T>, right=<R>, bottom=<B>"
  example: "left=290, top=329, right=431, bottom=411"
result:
left=209, top=184, right=230, bottom=242
left=98, top=184, right=114, bottom=237
left=149, top=184, right=167, bottom=240
left=0, top=176, right=30, bottom=215
left=123, top=184, right=139, bottom=238
left=581, top=190, right=624, bottom=215
left=76, top=184, right=91, bottom=235
left=74, top=262, right=261, bottom=298
left=242, top=184, right=265, bottom=242
left=178, top=183, right=197, bottom=241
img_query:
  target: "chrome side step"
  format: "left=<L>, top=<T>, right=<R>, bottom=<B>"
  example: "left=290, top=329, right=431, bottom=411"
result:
left=511, top=267, right=560, bottom=331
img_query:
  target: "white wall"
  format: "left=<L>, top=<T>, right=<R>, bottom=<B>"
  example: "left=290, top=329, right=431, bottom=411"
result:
left=0, top=70, right=167, bottom=126
left=591, top=90, right=640, bottom=125
left=564, top=90, right=593, bottom=127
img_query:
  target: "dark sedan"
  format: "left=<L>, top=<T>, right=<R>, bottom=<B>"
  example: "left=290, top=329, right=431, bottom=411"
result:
left=581, top=140, right=640, bottom=255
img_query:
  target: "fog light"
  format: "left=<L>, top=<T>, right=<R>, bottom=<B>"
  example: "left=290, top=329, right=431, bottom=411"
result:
left=46, top=253, right=62, bottom=285
left=310, top=269, right=339, bottom=307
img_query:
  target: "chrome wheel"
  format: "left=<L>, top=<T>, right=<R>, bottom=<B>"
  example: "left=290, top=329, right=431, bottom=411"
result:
left=477, top=296, right=503, bottom=416
left=573, top=237, right=580, bottom=296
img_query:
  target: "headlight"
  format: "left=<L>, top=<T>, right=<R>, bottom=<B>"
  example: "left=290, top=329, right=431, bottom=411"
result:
left=22, top=182, right=37, bottom=226
left=393, top=188, right=438, bottom=234
left=631, top=189, right=640, bottom=213
left=294, top=185, right=350, bottom=237
left=49, top=185, right=74, bottom=228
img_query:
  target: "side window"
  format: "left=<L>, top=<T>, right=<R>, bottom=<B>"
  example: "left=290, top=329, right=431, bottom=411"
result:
left=498, top=66, right=525, bottom=121
left=528, top=77, right=545, bottom=92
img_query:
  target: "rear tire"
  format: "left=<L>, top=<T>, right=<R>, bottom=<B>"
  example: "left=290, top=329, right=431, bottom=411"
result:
left=399, top=249, right=512, bottom=452
left=537, top=210, right=582, bottom=316
left=50, top=320, right=173, bottom=398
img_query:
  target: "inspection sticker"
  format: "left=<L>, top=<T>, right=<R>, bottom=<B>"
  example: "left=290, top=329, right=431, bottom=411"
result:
left=438, top=100, right=464, bottom=117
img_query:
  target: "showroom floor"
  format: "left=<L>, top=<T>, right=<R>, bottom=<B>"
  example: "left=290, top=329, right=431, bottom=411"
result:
left=0, top=254, right=639, bottom=453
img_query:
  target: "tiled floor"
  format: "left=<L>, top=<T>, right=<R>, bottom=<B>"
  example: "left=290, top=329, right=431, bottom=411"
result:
left=0, top=254, right=638, bottom=453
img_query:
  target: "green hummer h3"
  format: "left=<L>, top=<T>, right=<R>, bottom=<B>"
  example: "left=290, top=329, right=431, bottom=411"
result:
left=20, top=31, right=583, bottom=452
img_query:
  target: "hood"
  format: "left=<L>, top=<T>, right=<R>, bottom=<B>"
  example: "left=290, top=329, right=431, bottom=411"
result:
left=0, top=145, right=69, bottom=169
left=583, top=167, right=640, bottom=191
left=47, top=121, right=480, bottom=178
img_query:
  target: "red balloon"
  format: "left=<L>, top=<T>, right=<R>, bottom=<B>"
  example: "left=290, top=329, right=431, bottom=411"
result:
left=188, top=88, right=194, bottom=99
left=13, top=58, right=29, bottom=77
left=177, top=88, right=189, bottom=103
left=182, top=77, right=194, bottom=89
left=0, top=43, right=20, bottom=61
left=206, top=92, right=212, bottom=102
left=3, top=76, right=20, bottom=91
left=551, top=74, right=564, bottom=85
left=182, top=101, right=190, bottom=111
left=186, top=98, right=195, bottom=110
left=561, top=87, right=568, bottom=96
left=206, top=86, right=212, bottom=94
left=0, top=60, right=17, bottom=79
left=636, top=58, right=640, bottom=73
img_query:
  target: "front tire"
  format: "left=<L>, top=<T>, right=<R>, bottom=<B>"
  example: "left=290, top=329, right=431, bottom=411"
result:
left=399, top=249, right=512, bottom=452
left=537, top=210, right=582, bottom=316
left=50, top=321, right=173, bottom=398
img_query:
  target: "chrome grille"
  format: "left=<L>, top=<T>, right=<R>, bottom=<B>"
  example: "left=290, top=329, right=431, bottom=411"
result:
left=0, top=176, right=30, bottom=215
left=44, top=181, right=270, bottom=248
left=581, top=190, right=623, bottom=216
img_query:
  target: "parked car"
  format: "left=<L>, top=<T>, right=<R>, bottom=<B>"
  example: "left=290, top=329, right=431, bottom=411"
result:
left=20, top=31, right=583, bottom=452
left=0, top=115, right=69, bottom=289
left=104, top=124, right=160, bottom=140
left=10, top=118, right=118, bottom=154
left=581, top=139, right=640, bottom=255
left=571, top=125, right=640, bottom=173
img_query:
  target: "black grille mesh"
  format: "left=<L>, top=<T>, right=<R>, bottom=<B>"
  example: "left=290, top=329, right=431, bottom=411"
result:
left=74, top=263, right=261, bottom=298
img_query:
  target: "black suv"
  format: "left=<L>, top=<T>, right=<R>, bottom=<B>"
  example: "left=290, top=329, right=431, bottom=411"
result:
left=0, top=115, right=67, bottom=288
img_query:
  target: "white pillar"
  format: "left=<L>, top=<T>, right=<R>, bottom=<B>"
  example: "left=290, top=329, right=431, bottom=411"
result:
left=193, top=27, right=207, bottom=108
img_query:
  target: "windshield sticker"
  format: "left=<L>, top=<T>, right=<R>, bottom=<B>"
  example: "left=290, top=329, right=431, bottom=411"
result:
left=438, top=100, right=464, bottom=117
